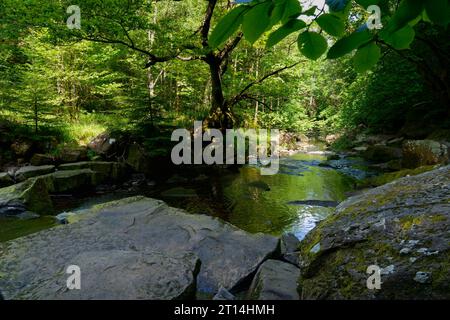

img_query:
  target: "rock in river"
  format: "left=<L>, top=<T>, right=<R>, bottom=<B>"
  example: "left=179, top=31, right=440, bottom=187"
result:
left=247, top=259, right=300, bottom=300
left=0, top=196, right=280, bottom=299
left=0, top=167, right=126, bottom=217
left=14, top=165, right=55, bottom=182
left=297, top=165, right=450, bottom=299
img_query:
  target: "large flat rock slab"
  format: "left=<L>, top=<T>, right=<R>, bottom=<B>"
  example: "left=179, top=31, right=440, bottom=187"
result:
left=7, top=250, right=200, bottom=300
left=15, top=165, right=55, bottom=182
left=0, top=197, right=280, bottom=299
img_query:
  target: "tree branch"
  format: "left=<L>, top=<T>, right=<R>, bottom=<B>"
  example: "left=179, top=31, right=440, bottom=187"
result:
left=200, top=0, right=218, bottom=47
left=218, top=32, right=243, bottom=60
left=229, top=61, right=303, bottom=106
left=239, top=94, right=272, bottom=110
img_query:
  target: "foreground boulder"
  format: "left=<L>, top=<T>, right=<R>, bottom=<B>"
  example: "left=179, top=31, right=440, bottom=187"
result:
left=0, top=197, right=280, bottom=299
left=298, top=165, right=450, bottom=299
left=247, top=259, right=300, bottom=300
left=402, top=140, right=448, bottom=168
left=6, top=250, right=200, bottom=300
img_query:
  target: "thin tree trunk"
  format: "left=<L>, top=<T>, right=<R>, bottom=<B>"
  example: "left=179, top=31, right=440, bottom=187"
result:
left=147, top=6, right=158, bottom=126
left=34, top=94, right=38, bottom=133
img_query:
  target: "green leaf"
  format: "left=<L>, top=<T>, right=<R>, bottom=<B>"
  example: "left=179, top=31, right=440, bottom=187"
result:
left=303, top=6, right=317, bottom=16
left=387, top=0, right=424, bottom=33
left=209, top=5, right=249, bottom=48
left=269, top=2, right=287, bottom=27
left=242, top=1, right=274, bottom=44
left=327, top=29, right=373, bottom=59
left=355, top=0, right=380, bottom=7
left=297, top=31, right=328, bottom=60
left=266, top=19, right=306, bottom=48
left=353, top=42, right=381, bottom=72
left=425, top=0, right=450, bottom=26
left=316, top=13, right=345, bottom=37
left=381, top=24, right=415, bottom=50
left=281, top=0, right=302, bottom=24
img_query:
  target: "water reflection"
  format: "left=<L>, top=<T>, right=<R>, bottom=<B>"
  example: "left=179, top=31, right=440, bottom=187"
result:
left=222, top=152, right=355, bottom=239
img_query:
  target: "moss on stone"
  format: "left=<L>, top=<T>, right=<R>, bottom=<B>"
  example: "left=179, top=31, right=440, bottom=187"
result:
left=358, top=165, right=438, bottom=188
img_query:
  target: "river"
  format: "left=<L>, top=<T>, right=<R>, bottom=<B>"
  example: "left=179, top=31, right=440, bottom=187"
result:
left=0, top=151, right=374, bottom=242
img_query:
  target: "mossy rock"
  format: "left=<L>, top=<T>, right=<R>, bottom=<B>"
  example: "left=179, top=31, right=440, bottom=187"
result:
left=0, top=178, right=53, bottom=215
left=0, top=169, right=100, bottom=216
left=358, top=165, right=438, bottom=188
left=297, top=165, right=450, bottom=299
left=14, top=165, right=55, bottom=182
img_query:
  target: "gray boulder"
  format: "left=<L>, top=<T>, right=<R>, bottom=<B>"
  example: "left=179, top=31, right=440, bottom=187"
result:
left=280, top=233, right=301, bottom=267
left=87, top=132, right=116, bottom=155
left=298, top=165, right=450, bottom=299
left=212, top=287, right=235, bottom=300
left=5, top=250, right=200, bottom=300
left=0, top=196, right=280, bottom=299
left=14, top=165, right=55, bottom=182
left=0, top=169, right=105, bottom=216
left=247, top=259, right=300, bottom=300
left=0, top=178, right=53, bottom=216
left=58, top=147, right=88, bottom=163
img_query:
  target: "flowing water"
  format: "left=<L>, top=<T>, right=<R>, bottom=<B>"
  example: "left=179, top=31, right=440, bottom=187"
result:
left=0, top=151, right=374, bottom=242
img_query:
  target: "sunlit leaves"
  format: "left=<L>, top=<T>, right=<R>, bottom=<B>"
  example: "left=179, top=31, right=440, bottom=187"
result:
left=242, top=1, right=274, bottom=44
left=327, top=29, right=373, bottom=59
left=281, top=0, right=302, bottom=24
left=303, top=6, right=317, bottom=16
left=353, top=42, right=380, bottom=72
left=316, top=13, right=345, bottom=37
left=297, top=31, right=328, bottom=60
left=209, top=5, right=249, bottom=48
left=266, top=19, right=306, bottom=48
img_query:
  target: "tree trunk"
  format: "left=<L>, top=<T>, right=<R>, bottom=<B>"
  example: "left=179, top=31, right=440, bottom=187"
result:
left=205, top=53, right=232, bottom=129
left=147, top=6, right=158, bottom=126
left=33, top=94, right=38, bottom=133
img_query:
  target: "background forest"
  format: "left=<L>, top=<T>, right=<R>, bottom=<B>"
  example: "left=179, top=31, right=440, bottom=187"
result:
left=0, top=0, right=449, bottom=161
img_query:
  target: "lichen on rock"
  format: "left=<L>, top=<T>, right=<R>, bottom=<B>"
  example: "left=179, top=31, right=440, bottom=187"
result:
left=297, top=165, right=450, bottom=299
